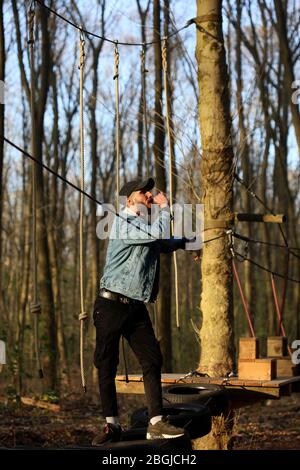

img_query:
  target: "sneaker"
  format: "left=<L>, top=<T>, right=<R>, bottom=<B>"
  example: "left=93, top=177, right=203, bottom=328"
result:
left=146, top=417, right=186, bottom=440
left=91, top=423, right=122, bottom=446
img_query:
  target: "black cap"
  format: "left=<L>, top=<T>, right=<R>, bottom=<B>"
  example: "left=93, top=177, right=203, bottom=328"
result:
left=119, top=177, right=155, bottom=197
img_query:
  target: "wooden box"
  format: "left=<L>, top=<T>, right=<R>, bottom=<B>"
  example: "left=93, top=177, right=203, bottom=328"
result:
left=267, top=336, right=288, bottom=357
left=275, top=357, right=300, bottom=377
left=238, top=358, right=277, bottom=381
left=239, top=337, right=260, bottom=360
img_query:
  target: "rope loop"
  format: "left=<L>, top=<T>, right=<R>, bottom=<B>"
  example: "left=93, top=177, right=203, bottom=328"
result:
left=30, top=302, right=42, bottom=315
left=79, top=311, right=88, bottom=321
left=79, top=28, right=85, bottom=70
left=161, top=37, right=167, bottom=72
left=113, top=40, right=119, bottom=80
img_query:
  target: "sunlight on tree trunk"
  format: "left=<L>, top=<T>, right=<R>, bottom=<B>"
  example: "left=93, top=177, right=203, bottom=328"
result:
left=194, top=0, right=235, bottom=450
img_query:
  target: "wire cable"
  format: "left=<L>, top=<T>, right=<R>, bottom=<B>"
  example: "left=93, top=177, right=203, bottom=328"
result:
left=35, top=0, right=194, bottom=47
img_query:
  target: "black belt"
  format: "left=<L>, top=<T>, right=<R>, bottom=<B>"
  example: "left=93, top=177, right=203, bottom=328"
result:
left=99, top=288, right=142, bottom=305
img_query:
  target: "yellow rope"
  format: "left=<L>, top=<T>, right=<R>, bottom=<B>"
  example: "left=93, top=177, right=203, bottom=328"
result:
left=141, top=44, right=150, bottom=178
left=28, top=2, right=43, bottom=378
left=79, top=29, right=87, bottom=392
left=114, top=41, right=120, bottom=211
left=162, top=38, right=180, bottom=329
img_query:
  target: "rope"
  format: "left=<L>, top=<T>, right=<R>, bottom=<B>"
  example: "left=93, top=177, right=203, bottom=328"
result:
left=28, top=1, right=43, bottom=379
left=114, top=41, right=120, bottom=211
left=35, top=0, right=194, bottom=47
left=113, top=40, right=129, bottom=380
left=279, top=251, right=289, bottom=335
left=234, top=172, right=300, bottom=262
left=234, top=250, right=300, bottom=284
left=270, top=274, right=292, bottom=356
left=162, top=38, right=180, bottom=329
left=233, top=231, right=300, bottom=251
left=141, top=44, right=150, bottom=178
left=78, top=29, right=87, bottom=393
left=232, top=259, right=255, bottom=337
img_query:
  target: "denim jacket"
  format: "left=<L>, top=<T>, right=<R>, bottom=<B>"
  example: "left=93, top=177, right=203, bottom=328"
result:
left=100, top=207, right=185, bottom=302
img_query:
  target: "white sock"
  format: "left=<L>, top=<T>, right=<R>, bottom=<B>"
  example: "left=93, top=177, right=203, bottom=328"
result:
left=150, top=415, right=163, bottom=426
left=106, top=416, right=120, bottom=426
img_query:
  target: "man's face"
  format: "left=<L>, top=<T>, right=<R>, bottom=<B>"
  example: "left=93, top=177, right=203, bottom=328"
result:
left=128, top=189, right=153, bottom=209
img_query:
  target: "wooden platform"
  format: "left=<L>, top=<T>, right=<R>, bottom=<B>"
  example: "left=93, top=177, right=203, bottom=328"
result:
left=116, top=373, right=300, bottom=399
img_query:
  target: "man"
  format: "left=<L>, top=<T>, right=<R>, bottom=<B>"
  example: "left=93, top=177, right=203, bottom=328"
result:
left=92, top=177, right=189, bottom=446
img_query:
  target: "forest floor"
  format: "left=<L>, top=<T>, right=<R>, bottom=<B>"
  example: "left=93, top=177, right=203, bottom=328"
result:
left=0, top=391, right=300, bottom=450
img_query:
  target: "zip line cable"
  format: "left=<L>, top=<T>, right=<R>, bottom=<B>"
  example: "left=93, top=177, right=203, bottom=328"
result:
left=234, top=171, right=300, bottom=261
left=234, top=249, right=300, bottom=285
left=233, top=231, right=300, bottom=251
left=2, top=135, right=223, bottom=245
left=35, top=0, right=194, bottom=47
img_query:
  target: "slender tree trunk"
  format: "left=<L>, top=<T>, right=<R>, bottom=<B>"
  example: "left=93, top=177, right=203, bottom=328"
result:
left=0, top=0, right=5, bottom=312
left=235, top=0, right=254, bottom=330
left=195, top=0, right=235, bottom=449
left=274, top=0, right=300, bottom=157
left=32, top=5, right=57, bottom=390
left=153, top=0, right=172, bottom=372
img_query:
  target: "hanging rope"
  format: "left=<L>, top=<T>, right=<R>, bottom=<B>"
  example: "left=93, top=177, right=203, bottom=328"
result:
left=114, top=41, right=120, bottom=211
left=232, top=260, right=256, bottom=337
left=270, top=274, right=292, bottom=356
left=78, top=28, right=88, bottom=392
left=113, top=41, right=129, bottom=381
left=279, top=250, right=289, bottom=336
left=28, top=1, right=43, bottom=379
left=162, top=38, right=180, bottom=329
left=141, top=44, right=150, bottom=178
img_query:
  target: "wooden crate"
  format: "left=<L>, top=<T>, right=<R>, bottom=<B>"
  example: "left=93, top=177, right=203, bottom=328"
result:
left=238, top=358, right=277, bottom=381
left=275, top=357, right=300, bottom=377
left=267, top=336, right=288, bottom=357
left=239, top=337, right=260, bottom=360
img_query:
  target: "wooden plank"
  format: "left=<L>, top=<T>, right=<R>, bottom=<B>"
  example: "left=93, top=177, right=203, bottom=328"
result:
left=115, top=380, right=282, bottom=398
left=20, top=397, right=60, bottom=412
left=116, top=374, right=300, bottom=389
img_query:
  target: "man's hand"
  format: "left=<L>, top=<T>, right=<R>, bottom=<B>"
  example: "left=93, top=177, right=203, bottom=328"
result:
left=153, top=192, right=169, bottom=208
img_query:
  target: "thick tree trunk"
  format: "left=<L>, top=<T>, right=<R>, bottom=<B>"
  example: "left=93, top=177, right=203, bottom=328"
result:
left=195, top=0, right=235, bottom=449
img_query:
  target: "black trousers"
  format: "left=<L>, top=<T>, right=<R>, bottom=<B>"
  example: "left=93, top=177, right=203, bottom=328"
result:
left=93, top=295, right=163, bottom=419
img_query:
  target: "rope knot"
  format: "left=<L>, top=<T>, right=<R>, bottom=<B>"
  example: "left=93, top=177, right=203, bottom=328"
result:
left=79, top=311, right=88, bottom=321
left=30, top=303, right=42, bottom=315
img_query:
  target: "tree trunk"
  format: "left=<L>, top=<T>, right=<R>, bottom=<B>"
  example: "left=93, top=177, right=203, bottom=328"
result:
left=235, top=0, right=254, bottom=331
left=31, top=5, right=57, bottom=390
left=274, top=0, right=300, bottom=158
left=195, top=0, right=235, bottom=449
left=0, top=0, right=5, bottom=312
left=153, top=0, right=172, bottom=372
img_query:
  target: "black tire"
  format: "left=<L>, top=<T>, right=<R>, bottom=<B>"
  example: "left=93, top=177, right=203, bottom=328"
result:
left=162, top=383, right=228, bottom=415
left=130, top=403, right=211, bottom=439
